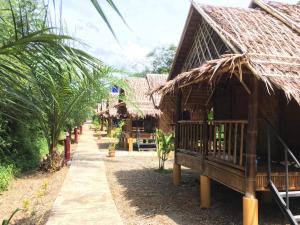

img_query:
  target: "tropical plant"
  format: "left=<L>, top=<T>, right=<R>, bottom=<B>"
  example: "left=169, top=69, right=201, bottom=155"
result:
left=110, top=120, right=125, bottom=146
left=156, top=129, right=174, bottom=170
left=2, top=208, right=21, bottom=225
left=0, top=0, right=126, bottom=166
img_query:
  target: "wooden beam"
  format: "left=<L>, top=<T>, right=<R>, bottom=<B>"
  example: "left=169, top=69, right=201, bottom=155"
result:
left=245, top=76, right=258, bottom=198
left=184, top=86, right=193, bottom=106
left=175, top=88, right=182, bottom=152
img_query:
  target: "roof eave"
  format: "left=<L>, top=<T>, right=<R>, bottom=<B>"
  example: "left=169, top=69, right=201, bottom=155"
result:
left=168, top=4, right=195, bottom=81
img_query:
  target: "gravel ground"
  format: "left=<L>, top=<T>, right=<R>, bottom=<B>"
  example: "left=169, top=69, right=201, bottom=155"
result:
left=104, top=152, right=294, bottom=225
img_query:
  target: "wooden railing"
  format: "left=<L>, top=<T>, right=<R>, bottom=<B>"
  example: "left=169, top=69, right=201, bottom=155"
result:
left=207, top=120, right=248, bottom=169
left=177, top=120, right=248, bottom=168
left=178, top=121, right=207, bottom=155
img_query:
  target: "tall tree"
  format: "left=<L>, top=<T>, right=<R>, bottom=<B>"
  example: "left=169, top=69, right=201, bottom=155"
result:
left=146, top=44, right=177, bottom=74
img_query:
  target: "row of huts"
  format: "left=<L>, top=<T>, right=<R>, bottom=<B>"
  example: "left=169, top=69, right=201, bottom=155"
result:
left=98, top=74, right=173, bottom=151
left=99, top=0, right=300, bottom=224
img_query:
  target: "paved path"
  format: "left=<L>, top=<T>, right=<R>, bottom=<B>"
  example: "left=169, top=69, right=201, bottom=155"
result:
left=46, top=123, right=123, bottom=225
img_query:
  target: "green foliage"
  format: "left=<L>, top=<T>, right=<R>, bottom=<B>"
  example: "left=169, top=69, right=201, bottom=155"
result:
left=0, top=0, right=128, bottom=191
left=90, top=0, right=129, bottom=41
left=110, top=120, right=125, bottom=147
left=156, top=129, right=174, bottom=170
left=0, top=0, right=125, bottom=157
left=0, top=117, right=49, bottom=192
left=0, top=164, right=14, bottom=192
left=2, top=208, right=21, bottom=225
left=131, top=44, right=176, bottom=77
left=146, top=44, right=177, bottom=74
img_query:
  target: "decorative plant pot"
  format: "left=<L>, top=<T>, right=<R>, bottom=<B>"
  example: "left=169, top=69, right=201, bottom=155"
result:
left=108, top=145, right=116, bottom=157
left=108, top=151, right=115, bottom=157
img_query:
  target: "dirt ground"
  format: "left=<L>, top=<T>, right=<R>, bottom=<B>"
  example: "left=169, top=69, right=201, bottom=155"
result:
left=105, top=153, right=294, bottom=225
left=0, top=166, right=68, bottom=225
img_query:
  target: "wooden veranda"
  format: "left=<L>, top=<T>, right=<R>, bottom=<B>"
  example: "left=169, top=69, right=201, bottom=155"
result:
left=176, top=120, right=300, bottom=193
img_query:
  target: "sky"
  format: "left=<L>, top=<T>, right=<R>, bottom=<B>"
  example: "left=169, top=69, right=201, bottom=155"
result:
left=56, top=0, right=298, bottom=72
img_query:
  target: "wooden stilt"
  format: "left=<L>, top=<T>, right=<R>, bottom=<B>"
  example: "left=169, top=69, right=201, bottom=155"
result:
left=243, top=196, right=258, bottom=225
left=200, top=175, right=211, bottom=208
left=173, top=163, right=181, bottom=186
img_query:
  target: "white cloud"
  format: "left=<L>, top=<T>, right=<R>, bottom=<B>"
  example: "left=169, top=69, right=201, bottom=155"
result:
left=55, top=0, right=299, bottom=73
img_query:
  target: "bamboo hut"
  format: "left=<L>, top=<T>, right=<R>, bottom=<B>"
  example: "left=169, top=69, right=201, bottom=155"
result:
left=153, top=1, right=300, bottom=224
left=117, top=74, right=168, bottom=151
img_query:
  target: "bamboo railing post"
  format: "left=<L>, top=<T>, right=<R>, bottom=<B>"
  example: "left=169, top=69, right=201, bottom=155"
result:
left=174, top=88, right=182, bottom=152
left=203, top=112, right=209, bottom=157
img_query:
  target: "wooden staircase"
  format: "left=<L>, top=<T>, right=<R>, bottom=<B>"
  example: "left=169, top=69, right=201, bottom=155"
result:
left=266, top=120, right=300, bottom=225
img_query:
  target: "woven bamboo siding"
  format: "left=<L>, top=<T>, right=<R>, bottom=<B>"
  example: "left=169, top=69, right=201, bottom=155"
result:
left=256, top=172, right=300, bottom=191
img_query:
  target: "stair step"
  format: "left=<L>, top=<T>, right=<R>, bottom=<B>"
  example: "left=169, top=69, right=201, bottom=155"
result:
left=279, top=191, right=300, bottom=198
left=294, top=215, right=300, bottom=222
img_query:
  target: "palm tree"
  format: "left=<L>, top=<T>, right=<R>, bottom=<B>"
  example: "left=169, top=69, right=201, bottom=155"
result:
left=0, top=0, right=125, bottom=158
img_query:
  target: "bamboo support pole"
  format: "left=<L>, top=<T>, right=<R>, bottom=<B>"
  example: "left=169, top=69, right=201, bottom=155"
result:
left=245, top=76, right=258, bottom=198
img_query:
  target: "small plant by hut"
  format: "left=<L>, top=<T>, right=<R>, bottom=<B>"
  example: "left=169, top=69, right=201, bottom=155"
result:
left=108, top=120, right=125, bottom=157
left=156, top=129, right=174, bottom=170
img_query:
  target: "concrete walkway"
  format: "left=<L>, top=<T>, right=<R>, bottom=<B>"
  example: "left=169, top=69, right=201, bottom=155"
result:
left=46, top=123, right=123, bottom=225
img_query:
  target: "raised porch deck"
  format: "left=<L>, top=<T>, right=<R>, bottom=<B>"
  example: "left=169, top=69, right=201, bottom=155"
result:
left=176, top=120, right=300, bottom=193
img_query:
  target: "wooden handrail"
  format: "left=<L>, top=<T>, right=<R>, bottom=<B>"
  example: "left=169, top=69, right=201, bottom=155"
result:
left=177, top=119, right=248, bottom=168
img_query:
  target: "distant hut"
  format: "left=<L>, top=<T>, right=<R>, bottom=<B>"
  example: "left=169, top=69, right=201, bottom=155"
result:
left=117, top=74, right=168, bottom=151
left=98, top=92, right=119, bottom=135
left=153, top=1, right=300, bottom=224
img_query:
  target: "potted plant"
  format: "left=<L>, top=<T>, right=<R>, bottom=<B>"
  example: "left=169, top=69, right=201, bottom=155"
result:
left=108, top=144, right=115, bottom=157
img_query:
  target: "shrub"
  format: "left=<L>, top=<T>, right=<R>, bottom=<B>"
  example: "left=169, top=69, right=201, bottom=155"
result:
left=0, top=118, right=49, bottom=192
left=0, top=164, right=14, bottom=192
left=156, top=130, right=174, bottom=170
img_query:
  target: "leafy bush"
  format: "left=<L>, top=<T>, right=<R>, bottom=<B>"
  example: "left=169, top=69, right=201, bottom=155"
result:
left=156, top=130, right=174, bottom=170
left=0, top=118, right=49, bottom=192
left=0, top=164, right=14, bottom=192
left=110, top=120, right=125, bottom=147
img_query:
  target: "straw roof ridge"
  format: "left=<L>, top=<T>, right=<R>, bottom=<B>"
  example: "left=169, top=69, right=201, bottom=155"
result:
left=146, top=74, right=168, bottom=107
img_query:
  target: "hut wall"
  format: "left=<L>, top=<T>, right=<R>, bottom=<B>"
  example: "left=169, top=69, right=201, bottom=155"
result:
left=159, top=111, right=174, bottom=133
left=213, top=79, right=248, bottom=120
left=144, top=117, right=157, bottom=133
left=180, top=85, right=210, bottom=122
left=280, top=98, right=300, bottom=158
left=257, top=83, right=281, bottom=160
left=159, top=94, right=176, bottom=133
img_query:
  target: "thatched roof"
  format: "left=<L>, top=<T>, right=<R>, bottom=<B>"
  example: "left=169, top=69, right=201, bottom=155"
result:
left=98, top=93, right=119, bottom=117
left=121, top=74, right=167, bottom=117
left=146, top=74, right=168, bottom=107
left=157, top=0, right=300, bottom=105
